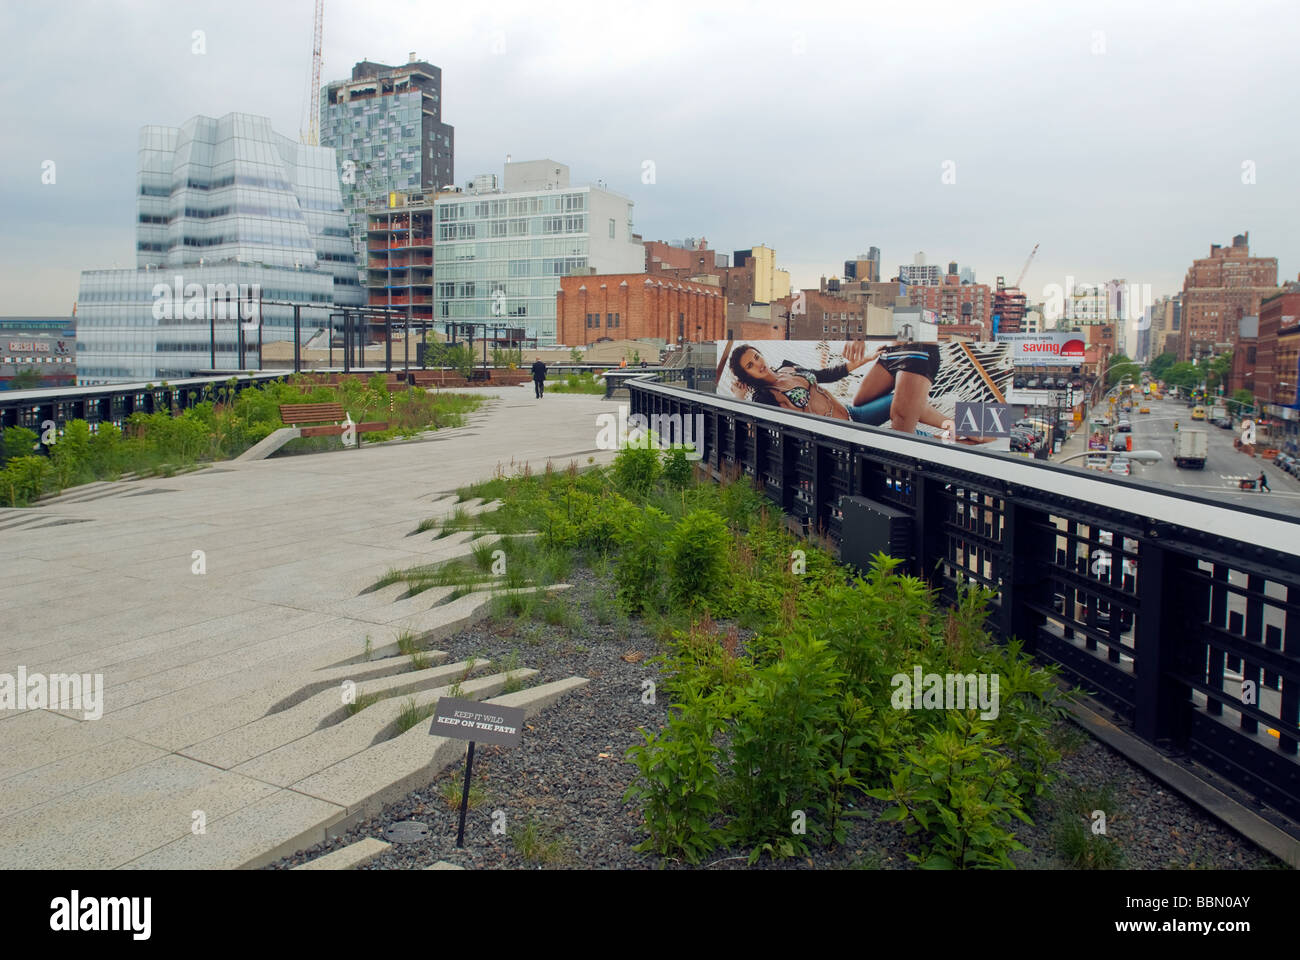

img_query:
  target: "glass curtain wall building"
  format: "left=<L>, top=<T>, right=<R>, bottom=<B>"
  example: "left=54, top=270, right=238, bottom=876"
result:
left=76, top=113, right=363, bottom=384
left=434, top=161, right=643, bottom=345
left=321, top=59, right=455, bottom=275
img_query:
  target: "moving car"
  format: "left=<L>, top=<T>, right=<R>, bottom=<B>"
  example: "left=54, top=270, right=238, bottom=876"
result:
left=1139, top=406, right=1150, bottom=414
left=1108, top=458, right=1132, bottom=476
left=1191, top=405, right=1207, bottom=420
left=1116, top=420, right=1132, bottom=433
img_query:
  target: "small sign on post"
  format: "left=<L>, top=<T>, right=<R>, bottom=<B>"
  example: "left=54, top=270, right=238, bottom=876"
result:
left=431, top=697, right=527, bottom=847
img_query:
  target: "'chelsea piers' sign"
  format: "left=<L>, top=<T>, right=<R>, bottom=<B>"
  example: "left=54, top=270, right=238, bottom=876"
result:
left=430, top=697, right=525, bottom=747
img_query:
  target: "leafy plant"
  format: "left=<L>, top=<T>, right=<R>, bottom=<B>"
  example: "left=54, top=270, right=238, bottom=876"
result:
left=868, top=711, right=1032, bottom=869
left=665, top=509, right=730, bottom=608
left=726, top=632, right=842, bottom=859
left=611, top=445, right=661, bottom=496
left=662, top=445, right=694, bottom=489
left=624, top=681, right=728, bottom=865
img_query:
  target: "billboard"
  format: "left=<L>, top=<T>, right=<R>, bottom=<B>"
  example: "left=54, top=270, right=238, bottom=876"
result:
left=716, top=339, right=1013, bottom=447
left=996, top=331, right=1087, bottom=366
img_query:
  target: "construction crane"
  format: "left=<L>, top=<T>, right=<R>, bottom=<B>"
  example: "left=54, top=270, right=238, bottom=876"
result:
left=1013, top=242, right=1039, bottom=289
left=302, top=0, right=324, bottom=146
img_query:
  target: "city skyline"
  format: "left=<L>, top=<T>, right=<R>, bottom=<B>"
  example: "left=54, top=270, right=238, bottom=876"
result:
left=2, top=0, right=1298, bottom=321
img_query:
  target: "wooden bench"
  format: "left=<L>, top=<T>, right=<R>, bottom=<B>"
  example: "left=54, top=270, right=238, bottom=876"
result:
left=278, top=403, right=388, bottom=449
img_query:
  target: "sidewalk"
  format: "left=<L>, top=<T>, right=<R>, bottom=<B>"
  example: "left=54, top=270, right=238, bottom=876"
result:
left=0, top=387, right=618, bottom=868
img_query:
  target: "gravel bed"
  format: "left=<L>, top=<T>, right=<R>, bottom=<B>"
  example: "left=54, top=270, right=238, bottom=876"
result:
left=267, top=567, right=1287, bottom=871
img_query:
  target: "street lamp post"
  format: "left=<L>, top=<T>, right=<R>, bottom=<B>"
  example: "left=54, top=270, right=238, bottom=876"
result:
left=1057, top=449, right=1163, bottom=466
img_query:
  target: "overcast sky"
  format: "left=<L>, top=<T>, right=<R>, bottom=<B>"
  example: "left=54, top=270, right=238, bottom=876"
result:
left=2, top=0, right=1297, bottom=330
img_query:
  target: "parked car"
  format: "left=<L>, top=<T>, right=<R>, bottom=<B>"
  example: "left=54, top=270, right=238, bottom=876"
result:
left=1111, top=437, right=1128, bottom=452
left=1116, top=420, right=1132, bottom=433
left=1215, top=417, right=1234, bottom=430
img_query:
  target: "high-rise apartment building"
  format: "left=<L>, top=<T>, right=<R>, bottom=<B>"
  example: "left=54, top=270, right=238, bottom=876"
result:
left=844, top=248, right=881, bottom=283
left=322, top=56, right=455, bottom=271
left=433, top=160, right=643, bottom=344
left=898, top=263, right=941, bottom=286
left=75, top=113, right=363, bottom=384
left=1180, top=232, right=1278, bottom=362
left=733, top=246, right=790, bottom=304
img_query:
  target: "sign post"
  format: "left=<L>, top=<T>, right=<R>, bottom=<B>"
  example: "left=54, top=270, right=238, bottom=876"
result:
left=430, top=696, right=526, bottom=848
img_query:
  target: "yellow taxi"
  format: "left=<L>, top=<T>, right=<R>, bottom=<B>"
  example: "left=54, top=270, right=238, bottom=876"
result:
left=1139, top=406, right=1150, bottom=414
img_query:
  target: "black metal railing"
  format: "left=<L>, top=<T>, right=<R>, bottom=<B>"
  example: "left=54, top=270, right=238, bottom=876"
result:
left=0, top=372, right=288, bottom=435
left=629, top=379, right=1300, bottom=825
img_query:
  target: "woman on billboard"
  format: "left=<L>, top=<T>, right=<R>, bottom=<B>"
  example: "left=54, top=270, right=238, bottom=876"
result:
left=727, top=340, right=954, bottom=436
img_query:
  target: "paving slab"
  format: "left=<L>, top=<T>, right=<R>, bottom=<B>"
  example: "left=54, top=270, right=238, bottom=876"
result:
left=120, top=788, right=348, bottom=871
left=0, top=392, right=616, bottom=868
left=293, top=836, right=391, bottom=870
left=292, top=676, right=590, bottom=823
left=233, top=670, right=537, bottom=788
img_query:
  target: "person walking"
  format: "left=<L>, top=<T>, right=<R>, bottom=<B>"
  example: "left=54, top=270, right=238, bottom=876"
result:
left=531, top=357, right=547, bottom=399
left=1259, top=471, right=1271, bottom=493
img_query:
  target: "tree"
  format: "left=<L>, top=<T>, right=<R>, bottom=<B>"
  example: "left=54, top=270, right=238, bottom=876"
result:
left=1232, top=388, right=1255, bottom=414
left=1105, top=354, right=1136, bottom=389
left=1149, top=351, right=1177, bottom=380
left=1206, top=351, right=1233, bottom=394
left=7, top=369, right=42, bottom=390
left=569, top=347, right=582, bottom=363
left=1163, top=362, right=1201, bottom=392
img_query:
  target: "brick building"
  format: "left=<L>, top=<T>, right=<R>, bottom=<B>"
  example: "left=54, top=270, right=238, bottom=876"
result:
left=1258, top=287, right=1300, bottom=406
left=555, top=273, right=725, bottom=346
left=1180, top=232, right=1278, bottom=361
left=767, top=290, right=870, bottom=341
left=820, top=277, right=904, bottom=310
left=906, top=273, right=992, bottom=330
left=1227, top=315, right=1258, bottom=397
left=644, top=239, right=781, bottom=334
left=644, top=238, right=726, bottom=274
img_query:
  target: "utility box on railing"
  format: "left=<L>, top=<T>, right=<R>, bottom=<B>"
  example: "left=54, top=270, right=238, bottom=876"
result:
left=838, top=495, right=913, bottom=574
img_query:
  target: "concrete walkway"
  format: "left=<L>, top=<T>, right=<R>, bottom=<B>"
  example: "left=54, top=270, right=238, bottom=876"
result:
left=0, top=387, right=616, bottom=868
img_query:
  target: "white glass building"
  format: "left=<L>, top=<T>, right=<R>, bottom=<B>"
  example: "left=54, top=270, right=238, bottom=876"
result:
left=76, top=113, right=363, bottom=384
left=433, top=161, right=643, bottom=345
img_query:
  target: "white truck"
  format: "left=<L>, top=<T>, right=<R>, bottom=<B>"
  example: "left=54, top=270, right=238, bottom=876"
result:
left=1173, top=429, right=1208, bottom=469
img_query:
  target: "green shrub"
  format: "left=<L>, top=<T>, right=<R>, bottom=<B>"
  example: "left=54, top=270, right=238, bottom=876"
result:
left=50, top=420, right=93, bottom=490
left=0, top=456, right=54, bottom=506
left=88, top=422, right=123, bottom=477
left=665, top=509, right=730, bottom=607
left=2, top=426, right=38, bottom=464
left=868, top=711, right=1032, bottom=869
left=613, top=506, right=671, bottom=614
left=612, top=445, right=660, bottom=496
left=625, top=681, right=728, bottom=864
left=662, top=446, right=694, bottom=489
left=726, top=633, right=842, bottom=858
